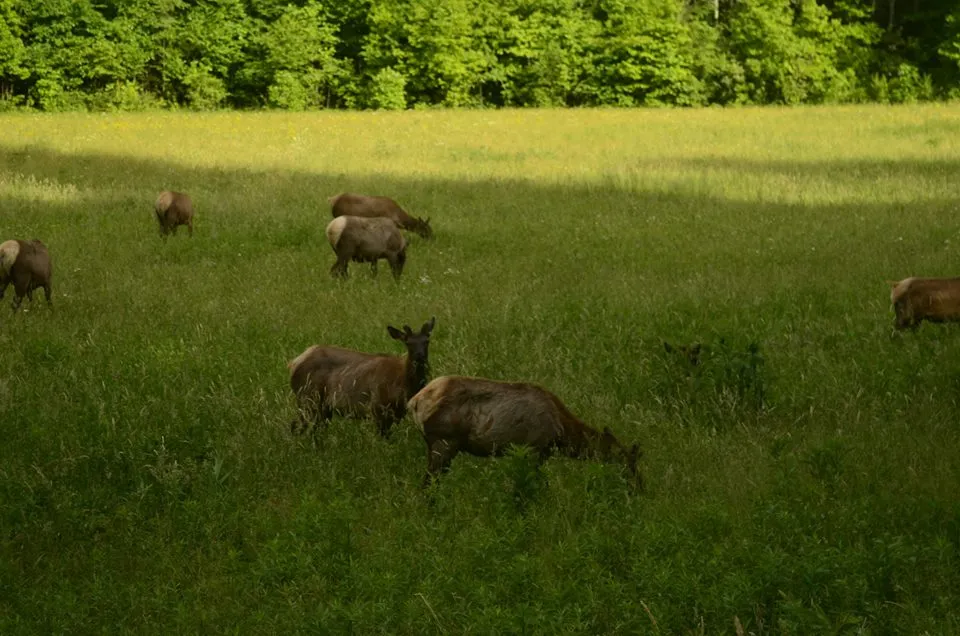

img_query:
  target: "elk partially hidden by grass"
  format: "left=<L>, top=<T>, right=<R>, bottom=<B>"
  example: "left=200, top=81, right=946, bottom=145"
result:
left=661, top=339, right=766, bottom=414
left=0, top=239, right=52, bottom=312
left=155, top=191, right=194, bottom=238
left=288, top=318, right=436, bottom=438
left=325, top=216, right=407, bottom=280
left=329, top=192, right=432, bottom=239
left=889, top=277, right=960, bottom=330
left=406, top=376, right=643, bottom=490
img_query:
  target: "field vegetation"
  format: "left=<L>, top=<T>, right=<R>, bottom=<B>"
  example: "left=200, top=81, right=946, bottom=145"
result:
left=1, top=105, right=960, bottom=632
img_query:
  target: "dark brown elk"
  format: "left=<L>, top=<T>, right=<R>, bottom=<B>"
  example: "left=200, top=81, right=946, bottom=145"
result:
left=325, top=216, right=407, bottom=279
left=889, top=277, right=960, bottom=330
left=288, top=318, right=436, bottom=438
left=329, top=193, right=432, bottom=239
left=155, top=191, right=194, bottom=238
left=0, top=239, right=52, bottom=312
left=407, top=376, right=643, bottom=489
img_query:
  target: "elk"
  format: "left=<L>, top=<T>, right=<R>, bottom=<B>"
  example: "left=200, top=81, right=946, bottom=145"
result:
left=326, top=216, right=407, bottom=279
left=0, top=239, right=52, bottom=312
left=663, top=341, right=702, bottom=367
left=155, top=191, right=194, bottom=238
left=329, top=193, right=432, bottom=239
left=406, top=376, right=643, bottom=489
left=662, top=339, right=765, bottom=409
left=889, top=277, right=960, bottom=330
left=288, top=318, right=436, bottom=438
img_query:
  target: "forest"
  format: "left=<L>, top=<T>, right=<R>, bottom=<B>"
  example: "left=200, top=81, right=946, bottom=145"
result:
left=0, top=0, right=958, bottom=111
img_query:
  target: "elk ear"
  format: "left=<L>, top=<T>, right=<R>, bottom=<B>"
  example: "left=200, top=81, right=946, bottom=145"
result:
left=387, top=325, right=405, bottom=340
left=663, top=341, right=674, bottom=353
left=421, top=317, right=436, bottom=335
left=403, top=324, right=414, bottom=336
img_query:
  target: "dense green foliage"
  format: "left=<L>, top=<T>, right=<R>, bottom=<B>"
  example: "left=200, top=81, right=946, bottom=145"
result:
left=0, top=0, right=958, bottom=110
left=1, top=106, right=960, bottom=632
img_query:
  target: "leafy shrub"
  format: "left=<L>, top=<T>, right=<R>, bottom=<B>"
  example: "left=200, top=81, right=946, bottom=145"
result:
left=182, top=62, right=227, bottom=110
left=889, top=63, right=933, bottom=103
left=88, top=82, right=163, bottom=112
left=268, top=71, right=314, bottom=110
left=369, top=67, right=407, bottom=110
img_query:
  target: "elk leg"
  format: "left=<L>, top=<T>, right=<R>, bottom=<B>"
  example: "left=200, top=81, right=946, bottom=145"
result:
left=291, top=405, right=312, bottom=435
left=330, top=255, right=350, bottom=278
left=375, top=403, right=405, bottom=438
left=894, top=316, right=919, bottom=330
left=374, top=411, right=393, bottom=438
left=11, top=294, right=23, bottom=312
left=423, top=439, right=459, bottom=488
left=43, top=283, right=52, bottom=306
left=188, top=220, right=193, bottom=237
left=369, top=261, right=378, bottom=277
left=291, top=395, right=324, bottom=435
left=389, top=253, right=404, bottom=280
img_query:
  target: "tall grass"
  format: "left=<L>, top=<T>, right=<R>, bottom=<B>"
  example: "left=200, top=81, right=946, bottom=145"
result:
left=1, top=105, right=960, bottom=633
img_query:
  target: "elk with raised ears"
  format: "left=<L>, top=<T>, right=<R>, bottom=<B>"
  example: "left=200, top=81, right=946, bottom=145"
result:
left=0, top=239, right=52, bottom=312
left=288, top=318, right=436, bottom=438
left=889, top=277, right=960, bottom=330
left=406, top=376, right=643, bottom=490
left=329, top=192, right=432, bottom=240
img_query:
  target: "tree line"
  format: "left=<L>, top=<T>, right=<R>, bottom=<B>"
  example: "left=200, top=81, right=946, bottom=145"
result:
left=0, top=0, right=957, bottom=111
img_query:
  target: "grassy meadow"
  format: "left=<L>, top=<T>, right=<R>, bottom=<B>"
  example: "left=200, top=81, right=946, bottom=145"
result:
left=2, top=105, right=960, bottom=633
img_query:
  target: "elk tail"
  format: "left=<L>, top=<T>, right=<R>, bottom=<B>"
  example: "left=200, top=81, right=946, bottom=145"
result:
left=0, top=240, right=20, bottom=275
left=287, top=345, right=319, bottom=375
left=890, top=278, right=913, bottom=304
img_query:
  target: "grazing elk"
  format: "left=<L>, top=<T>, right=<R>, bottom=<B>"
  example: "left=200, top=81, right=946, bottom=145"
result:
left=326, top=216, right=407, bottom=279
left=155, top=191, right=194, bottom=238
left=329, top=193, right=432, bottom=239
left=288, top=318, right=436, bottom=438
left=0, top=239, right=52, bottom=312
left=889, top=277, right=960, bottom=330
left=406, top=376, right=643, bottom=489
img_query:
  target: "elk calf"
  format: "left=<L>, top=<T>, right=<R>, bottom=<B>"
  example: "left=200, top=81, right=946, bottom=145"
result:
left=155, top=191, right=194, bottom=238
left=0, top=239, right=52, bottom=312
left=407, top=376, right=643, bottom=489
left=326, top=216, right=407, bottom=279
left=288, top=318, right=436, bottom=438
left=330, top=192, right=432, bottom=239
left=889, top=277, right=960, bottom=330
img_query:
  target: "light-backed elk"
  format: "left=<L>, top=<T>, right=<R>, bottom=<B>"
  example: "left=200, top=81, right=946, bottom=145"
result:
left=0, top=239, right=52, bottom=312
left=889, top=277, right=960, bottom=330
left=155, top=191, right=194, bottom=238
left=329, top=193, right=432, bottom=239
left=288, top=318, right=436, bottom=438
left=326, top=216, right=407, bottom=279
left=407, top=376, right=643, bottom=489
